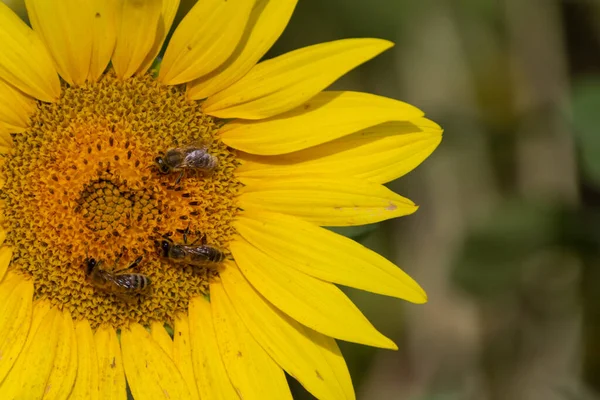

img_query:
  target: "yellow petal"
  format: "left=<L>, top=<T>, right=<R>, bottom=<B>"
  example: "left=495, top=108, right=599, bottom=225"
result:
left=0, top=304, right=60, bottom=399
left=0, top=78, right=35, bottom=132
left=0, top=126, right=12, bottom=149
left=0, top=132, right=10, bottom=153
left=0, top=132, right=15, bottom=148
left=0, top=270, right=20, bottom=301
left=187, top=296, right=239, bottom=400
left=237, top=118, right=442, bottom=184
left=203, top=38, right=393, bottom=120
left=236, top=210, right=427, bottom=303
left=219, top=263, right=357, bottom=399
left=187, top=0, right=298, bottom=100
left=0, top=275, right=33, bottom=383
left=43, top=310, right=78, bottom=400
left=0, top=2, right=60, bottom=102
left=0, top=246, right=13, bottom=282
left=210, top=284, right=293, bottom=400
left=305, top=330, right=355, bottom=400
left=150, top=321, right=173, bottom=359
left=173, top=315, right=200, bottom=400
left=0, top=230, right=7, bottom=249
left=69, top=319, right=99, bottom=400
left=158, top=0, right=254, bottom=85
left=239, top=176, right=417, bottom=226
left=137, top=0, right=180, bottom=75
left=231, top=240, right=396, bottom=349
left=112, top=0, right=162, bottom=80
left=121, top=323, right=191, bottom=400
left=95, top=326, right=126, bottom=400
left=220, top=91, right=423, bottom=155
left=25, top=0, right=94, bottom=86
left=88, top=0, right=120, bottom=82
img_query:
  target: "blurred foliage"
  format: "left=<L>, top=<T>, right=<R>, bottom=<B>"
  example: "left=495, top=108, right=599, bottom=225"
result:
left=452, top=199, right=564, bottom=299
left=415, top=394, right=463, bottom=400
left=1, top=0, right=26, bottom=19
left=573, top=77, right=600, bottom=185
left=327, top=224, right=380, bottom=241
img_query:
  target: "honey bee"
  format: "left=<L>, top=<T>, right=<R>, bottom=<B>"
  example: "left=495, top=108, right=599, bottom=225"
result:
left=157, top=228, right=225, bottom=267
left=155, top=145, right=218, bottom=184
left=84, top=255, right=151, bottom=298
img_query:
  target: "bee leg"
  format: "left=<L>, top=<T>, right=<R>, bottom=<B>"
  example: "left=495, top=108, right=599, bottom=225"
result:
left=182, top=222, right=191, bottom=244
left=189, top=231, right=207, bottom=246
left=176, top=222, right=191, bottom=238
left=175, top=170, right=185, bottom=185
left=129, top=256, right=143, bottom=269
left=113, top=256, right=143, bottom=273
left=188, top=235, right=202, bottom=246
left=112, top=252, right=123, bottom=270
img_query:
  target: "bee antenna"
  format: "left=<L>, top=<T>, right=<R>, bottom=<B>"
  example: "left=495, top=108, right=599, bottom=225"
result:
left=113, top=252, right=123, bottom=269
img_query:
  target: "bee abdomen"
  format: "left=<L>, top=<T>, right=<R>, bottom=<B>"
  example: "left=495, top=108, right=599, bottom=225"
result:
left=207, top=247, right=225, bottom=263
left=136, top=274, right=151, bottom=290
left=116, top=273, right=151, bottom=291
left=188, top=245, right=225, bottom=265
left=203, top=153, right=218, bottom=170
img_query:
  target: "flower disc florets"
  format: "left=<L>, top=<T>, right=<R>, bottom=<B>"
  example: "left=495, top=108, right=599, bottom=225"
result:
left=0, top=71, right=240, bottom=328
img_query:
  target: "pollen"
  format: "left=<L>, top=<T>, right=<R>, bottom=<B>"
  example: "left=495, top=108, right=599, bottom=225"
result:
left=0, top=71, right=241, bottom=328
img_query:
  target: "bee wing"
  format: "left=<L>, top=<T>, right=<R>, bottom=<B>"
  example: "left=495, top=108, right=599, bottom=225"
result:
left=181, top=148, right=215, bottom=169
left=185, top=245, right=223, bottom=264
left=182, top=245, right=213, bottom=263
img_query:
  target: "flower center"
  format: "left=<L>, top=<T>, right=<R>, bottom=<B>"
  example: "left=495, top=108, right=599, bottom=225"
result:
left=0, top=71, right=240, bottom=328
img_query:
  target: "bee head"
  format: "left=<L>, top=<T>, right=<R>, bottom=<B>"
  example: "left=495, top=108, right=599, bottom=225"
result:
left=155, top=157, right=170, bottom=174
left=160, top=240, right=171, bottom=258
left=84, top=257, right=97, bottom=277
left=154, top=238, right=171, bottom=257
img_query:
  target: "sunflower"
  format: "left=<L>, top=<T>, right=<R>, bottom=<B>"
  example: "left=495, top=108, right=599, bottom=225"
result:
left=0, top=0, right=442, bottom=399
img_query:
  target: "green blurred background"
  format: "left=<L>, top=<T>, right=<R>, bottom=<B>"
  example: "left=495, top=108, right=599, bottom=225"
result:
left=5, top=0, right=600, bottom=399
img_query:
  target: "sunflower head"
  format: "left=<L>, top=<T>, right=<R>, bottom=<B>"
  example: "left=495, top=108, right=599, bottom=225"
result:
left=0, top=1, right=442, bottom=399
